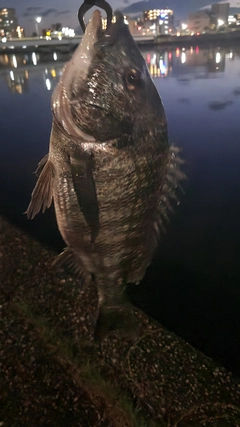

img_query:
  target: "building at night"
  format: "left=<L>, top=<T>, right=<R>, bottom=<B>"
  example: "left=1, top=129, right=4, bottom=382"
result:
left=143, top=9, right=174, bottom=34
left=188, top=11, right=211, bottom=33
left=211, top=2, right=230, bottom=26
left=51, top=23, right=62, bottom=32
left=102, top=15, right=137, bottom=34
left=0, top=8, right=18, bottom=38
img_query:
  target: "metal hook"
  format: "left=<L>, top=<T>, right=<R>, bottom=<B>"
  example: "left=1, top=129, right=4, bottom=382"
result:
left=78, top=0, right=113, bottom=33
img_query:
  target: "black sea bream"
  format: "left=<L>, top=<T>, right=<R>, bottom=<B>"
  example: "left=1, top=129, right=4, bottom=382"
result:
left=27, top=10, right=183, bottom=339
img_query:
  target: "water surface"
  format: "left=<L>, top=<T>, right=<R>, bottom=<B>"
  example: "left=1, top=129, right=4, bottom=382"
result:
left=0, top=45, right=240, bottom=375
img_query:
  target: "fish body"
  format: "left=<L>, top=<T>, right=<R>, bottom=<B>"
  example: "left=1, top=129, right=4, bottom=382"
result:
left=27, top=11, right=182, bottom=339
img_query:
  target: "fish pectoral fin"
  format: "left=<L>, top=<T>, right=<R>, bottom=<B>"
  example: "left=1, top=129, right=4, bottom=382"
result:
left=69, top=151, right=99, bottom=243
left=35, top=153, right=49, bottom=177
left=53, top=247, right=87, bottom=279
left=26, top=155, right=54, bottom=219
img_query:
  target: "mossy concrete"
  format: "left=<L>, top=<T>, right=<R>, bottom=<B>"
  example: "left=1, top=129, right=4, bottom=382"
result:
left=1, top=216, right=240, bottom=426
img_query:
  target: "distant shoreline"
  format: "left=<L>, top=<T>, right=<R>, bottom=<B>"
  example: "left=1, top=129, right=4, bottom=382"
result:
left=153, top=30, right=240, bottom=47
left=0, top=30, right=240, bottom=54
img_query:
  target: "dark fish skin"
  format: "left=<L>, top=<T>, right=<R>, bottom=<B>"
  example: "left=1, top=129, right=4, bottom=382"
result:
left=27, top=10, right=183, bottom=339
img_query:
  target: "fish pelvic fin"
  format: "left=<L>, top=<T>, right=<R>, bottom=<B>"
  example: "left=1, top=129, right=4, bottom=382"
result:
left=26, top=154, right=54, bottom=219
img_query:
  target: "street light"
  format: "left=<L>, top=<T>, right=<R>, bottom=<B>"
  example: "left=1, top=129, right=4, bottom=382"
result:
left=35, top=16, right=42, bottom=37
left=217, top=19, right=224, bottom=27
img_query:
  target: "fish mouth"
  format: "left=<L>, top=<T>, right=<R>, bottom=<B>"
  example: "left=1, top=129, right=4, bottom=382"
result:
left=87, top=10, right=103, bottom=39
left=78, top=1, right=113, bottom=34
left=51, top=11, right=104, bottom=142
left=51, top=11, right=128, bottom=142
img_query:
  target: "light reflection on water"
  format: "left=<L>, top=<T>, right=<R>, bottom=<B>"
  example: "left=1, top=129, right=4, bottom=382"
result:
left=0, top=51, right=64, bottom=94
left=1, top=44, right=240, bottom=375
left=0, top=45, right=236, bottom=92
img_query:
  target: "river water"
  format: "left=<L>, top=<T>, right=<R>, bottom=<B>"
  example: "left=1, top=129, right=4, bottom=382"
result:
left=0, top=43, right=240, bottom=375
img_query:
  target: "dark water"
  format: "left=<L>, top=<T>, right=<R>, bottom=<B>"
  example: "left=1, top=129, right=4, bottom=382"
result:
left=1, top=45, right=240, bottom=376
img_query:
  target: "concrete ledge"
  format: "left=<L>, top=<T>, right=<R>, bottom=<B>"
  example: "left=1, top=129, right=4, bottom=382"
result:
left=1, top=216, right=240, bottom=426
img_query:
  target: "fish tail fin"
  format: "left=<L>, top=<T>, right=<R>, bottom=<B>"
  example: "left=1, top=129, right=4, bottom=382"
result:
left=94, top=299, right=139, bottom=341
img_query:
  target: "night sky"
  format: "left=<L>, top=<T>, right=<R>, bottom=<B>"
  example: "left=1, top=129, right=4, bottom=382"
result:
left=0, top=0, right=239, bottom=36
left=0, top=0, right=133, bottom=36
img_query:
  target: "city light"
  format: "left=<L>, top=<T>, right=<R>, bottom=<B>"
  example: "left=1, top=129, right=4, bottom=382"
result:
left=45, top=78, right=51, bottom=91
left=16, top=26, right=22, bottom=38
left=228, top=15, right=236, bottom=24
left=218, top=19, right=224, bottom=27
left=216, top=52, right=221, bottom=64
left=181, top=51, right=186, bottom=64
left=35, top=16, right=42, bottom=37
left=159, top=59, right=166, bottom=75
left=12, top=54, right=17, bottom=68
left=61, top=27, right=75, bottom=37
left=32, top=52, right=37, bottom=66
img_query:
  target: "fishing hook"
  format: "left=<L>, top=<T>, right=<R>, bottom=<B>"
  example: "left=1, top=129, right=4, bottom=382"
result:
left=78, top=0, right=113, bottom=33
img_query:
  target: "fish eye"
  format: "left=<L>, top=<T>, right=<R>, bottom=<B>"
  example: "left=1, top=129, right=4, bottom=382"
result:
left=124, top=68, right=142, bottom=90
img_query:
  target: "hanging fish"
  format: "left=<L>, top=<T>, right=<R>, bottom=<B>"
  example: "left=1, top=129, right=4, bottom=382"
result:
left=27, top=5, right=183, bottom=339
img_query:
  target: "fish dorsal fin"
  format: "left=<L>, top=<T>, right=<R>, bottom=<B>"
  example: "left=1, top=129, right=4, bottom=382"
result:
left=154, top=145, right=186, bottom=238
left=26, top=154, right=54, bottom=219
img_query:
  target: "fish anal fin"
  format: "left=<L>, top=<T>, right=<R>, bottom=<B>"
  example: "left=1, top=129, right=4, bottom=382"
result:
left=53, top=247, right=87, bottom=280
left=26, top=156, right=54, bottom=219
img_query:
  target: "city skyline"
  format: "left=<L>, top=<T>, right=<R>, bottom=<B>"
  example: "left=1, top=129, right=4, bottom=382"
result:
left=1, top=0, right=240, bottom=36
left=0, top=0, right=137, bottom=36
